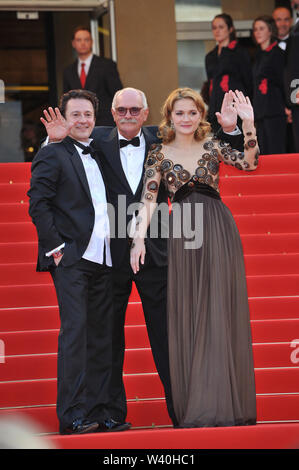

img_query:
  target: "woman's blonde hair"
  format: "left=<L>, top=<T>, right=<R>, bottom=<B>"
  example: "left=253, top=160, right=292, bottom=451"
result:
left=158, top=87, right=211, bottom=144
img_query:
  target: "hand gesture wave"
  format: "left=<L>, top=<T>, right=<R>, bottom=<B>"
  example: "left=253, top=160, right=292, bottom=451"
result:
left=40, top=107, right=71, bottom=142
left=216, top=90, right=254, bottom=130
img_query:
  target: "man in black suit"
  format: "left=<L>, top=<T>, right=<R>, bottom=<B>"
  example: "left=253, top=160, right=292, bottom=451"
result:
left=284, top=0, right=299, bottom=152
left=272, top=6, right=294, bottom=152
left=94, top=88, right=176, bottom=425
left=42, top=87, right=244, bottom=429
left=63, top=26, right=123, bottom=126
left=28, top=90, right=130, bottom=435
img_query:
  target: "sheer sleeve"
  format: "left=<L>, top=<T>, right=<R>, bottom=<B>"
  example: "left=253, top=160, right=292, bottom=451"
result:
left=140, top=144, right=163, bottom=204
left=217, top=123, right=259, bottom=171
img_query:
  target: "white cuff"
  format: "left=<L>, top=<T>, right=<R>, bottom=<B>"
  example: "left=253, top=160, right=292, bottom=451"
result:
left=43, top=136, right=62, bottom=146
left=224, top=126, right=241, bottom=135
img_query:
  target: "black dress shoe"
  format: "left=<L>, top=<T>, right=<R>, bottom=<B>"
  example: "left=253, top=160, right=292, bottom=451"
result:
left=97, top=418, right=131, bottom=432
left=61, top=418, right=99, bottom=435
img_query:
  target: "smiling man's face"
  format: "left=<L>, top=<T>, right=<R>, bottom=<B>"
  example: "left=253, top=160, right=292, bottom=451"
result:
left=65, top=98, right=95, bottom=142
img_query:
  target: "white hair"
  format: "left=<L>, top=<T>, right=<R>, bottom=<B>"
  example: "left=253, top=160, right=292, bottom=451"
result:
left=112, top=87, right=148, bottom=110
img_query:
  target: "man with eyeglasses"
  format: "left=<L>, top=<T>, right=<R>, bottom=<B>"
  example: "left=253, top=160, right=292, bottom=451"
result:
left=42, top=86, right=244, bottom=429
left=95, top=87, right=177, bottom=427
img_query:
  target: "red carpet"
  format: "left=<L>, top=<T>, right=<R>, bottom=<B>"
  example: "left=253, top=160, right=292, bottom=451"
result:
left=0, top=154, right=299, bottom=449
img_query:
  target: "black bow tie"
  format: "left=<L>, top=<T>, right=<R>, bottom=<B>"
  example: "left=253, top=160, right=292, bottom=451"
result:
left=119, top=136, right=140, bottom=148
left=69, top=138, right=98, bottom=159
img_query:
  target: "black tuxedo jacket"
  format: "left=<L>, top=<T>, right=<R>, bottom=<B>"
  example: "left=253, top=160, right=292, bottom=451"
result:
left=63, top=55, right=123, bottom=125
left=91, top=125, right=169, bottom=269
left=28, top=136, right=107, bottom=271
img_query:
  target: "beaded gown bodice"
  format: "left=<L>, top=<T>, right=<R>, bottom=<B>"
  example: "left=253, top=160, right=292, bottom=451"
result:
left=142, top=135, right=258, bottom=203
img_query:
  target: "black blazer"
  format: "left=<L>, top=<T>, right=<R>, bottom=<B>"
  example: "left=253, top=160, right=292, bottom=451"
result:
left=28, top=136, right=106, bottom=271
left=63, top=55, right=123, bottom=126
left=91, top=126, right=169, bottom=269
left=252, top=42, right=286, bottom=120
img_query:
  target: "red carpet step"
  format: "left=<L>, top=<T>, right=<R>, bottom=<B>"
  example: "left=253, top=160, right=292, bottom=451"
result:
left=1, top=296, right=298, bottom=334
left=1, top=234, right=299, bottom=264
left=44, top=423, right=299, bottom=449
left=1, top=253, right=299, bottom=287
left=0, top=395, right=299, bottom=434
left=0, top=274, right=298, bottom=309
left=1, top=367, right=299, bottom=409
left=1, top=319, right=299, bottom=356
left=0, top=342, right=297, bottom=384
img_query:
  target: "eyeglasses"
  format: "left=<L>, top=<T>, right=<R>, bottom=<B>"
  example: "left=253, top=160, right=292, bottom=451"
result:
left=115, top=107, right=143, bottom=116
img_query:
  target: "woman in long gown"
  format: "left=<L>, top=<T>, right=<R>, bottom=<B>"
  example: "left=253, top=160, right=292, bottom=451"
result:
left=130, top=88, right=258, bottom=428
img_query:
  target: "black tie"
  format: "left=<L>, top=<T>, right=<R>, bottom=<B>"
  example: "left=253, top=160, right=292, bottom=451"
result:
left=69, top=138, right=98, bottom=159
left=119, top=136, right=140, bottom=148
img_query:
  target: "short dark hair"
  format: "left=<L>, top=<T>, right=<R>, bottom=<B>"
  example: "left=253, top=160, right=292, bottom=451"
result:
left=59, top=89, right=99, bottom=118
left=72, top=26, right=91, bottom=40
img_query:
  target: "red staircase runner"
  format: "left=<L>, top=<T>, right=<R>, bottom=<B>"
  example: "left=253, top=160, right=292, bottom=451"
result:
left=0, top=155, right=299, bottom=449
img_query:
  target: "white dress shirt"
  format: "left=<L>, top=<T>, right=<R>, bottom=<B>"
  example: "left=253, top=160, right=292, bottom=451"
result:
left=118, top=130, right=145, bottom=237
left=278, top=34, right=289, bottom=50
left=46, top=139, right=112, bottom=267
left=118, top=129, right=145, bottom=194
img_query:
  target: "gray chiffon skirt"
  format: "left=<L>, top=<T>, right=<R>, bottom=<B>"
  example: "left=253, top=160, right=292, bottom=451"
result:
left=167, top=191, right=257, bottom=427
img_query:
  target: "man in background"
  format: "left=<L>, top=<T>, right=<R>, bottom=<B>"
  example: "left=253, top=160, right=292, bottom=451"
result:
left=272, top=6, right=294, bottom=152
left=63, top=26, right=123, bottom=125
left=272, top=6, right=293, bottom=50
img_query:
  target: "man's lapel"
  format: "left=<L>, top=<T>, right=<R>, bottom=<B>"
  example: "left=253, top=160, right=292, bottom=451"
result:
left=143, top=126, right=159, bottom=156
left=98, top=127, right=134, bottom=194
left=84, top=55, right=96, bottom=89
left=292, top=20, right=299, bottom=34
left=70, top=60, right=82, bottom=88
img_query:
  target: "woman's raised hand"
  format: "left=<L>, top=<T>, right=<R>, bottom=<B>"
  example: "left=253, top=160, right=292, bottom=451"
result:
left=215, top=90, right=238, bottom=132
left=232, top=90, right=254, bottom=122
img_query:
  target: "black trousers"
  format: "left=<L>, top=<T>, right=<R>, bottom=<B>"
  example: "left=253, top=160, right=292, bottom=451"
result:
left=50, top=258, right=114, bottom=432
left=256, top=115, right=286, bottom=155
left=108, top=246, right=177, bottom=426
